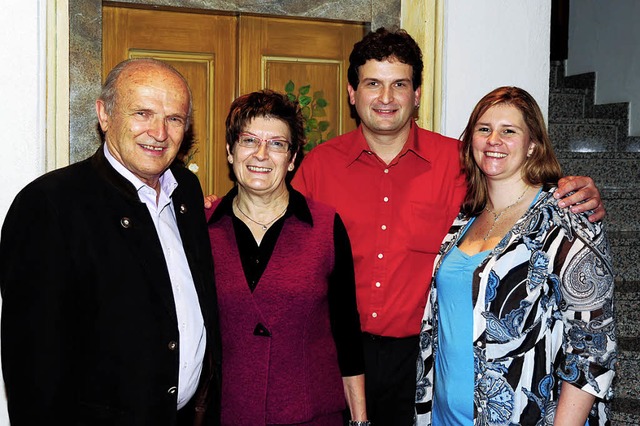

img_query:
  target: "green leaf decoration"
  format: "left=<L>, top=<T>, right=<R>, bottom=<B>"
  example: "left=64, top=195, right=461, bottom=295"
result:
left=299, top=85, right=311, bottom=95
left=299, top=95, right=312, bottom=107
left=284, top=80, right=295, bottom=93
left=307, top=130, right=322, bottom=142
left=283, top=80, right=333, bottom=153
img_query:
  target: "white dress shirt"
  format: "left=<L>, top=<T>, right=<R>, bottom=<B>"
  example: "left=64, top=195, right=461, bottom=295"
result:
left=104, top=145, right=206, bottom=409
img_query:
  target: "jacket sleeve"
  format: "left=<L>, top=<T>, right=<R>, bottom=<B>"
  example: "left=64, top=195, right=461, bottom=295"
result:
left=555, top=216, right=617, bottom=400
left=327, top=213, right=363, bottom=377
left=0, top=184, right=77, bottom=423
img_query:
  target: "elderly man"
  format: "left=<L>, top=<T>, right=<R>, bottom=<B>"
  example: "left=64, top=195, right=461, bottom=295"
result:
left=0, top=58, right=220, bottom=425
left=292, top=28, right=604, bottom=426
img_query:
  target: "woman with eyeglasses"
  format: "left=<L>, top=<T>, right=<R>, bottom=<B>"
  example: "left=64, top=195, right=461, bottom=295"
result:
left=205, top=90, right=367, bottom=425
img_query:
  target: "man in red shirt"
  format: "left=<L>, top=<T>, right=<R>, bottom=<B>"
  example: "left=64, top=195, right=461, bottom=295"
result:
left=291, top=28, right=604, bottom=426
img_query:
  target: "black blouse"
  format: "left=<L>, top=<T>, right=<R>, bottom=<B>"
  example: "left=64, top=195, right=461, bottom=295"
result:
left=212, top=187, right=364, bottom=376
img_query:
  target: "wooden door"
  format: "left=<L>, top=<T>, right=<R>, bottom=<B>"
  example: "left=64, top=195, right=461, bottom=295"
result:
left=103, top=5, right=237, bottom=195
left=239, top=16, right=365, bottom=152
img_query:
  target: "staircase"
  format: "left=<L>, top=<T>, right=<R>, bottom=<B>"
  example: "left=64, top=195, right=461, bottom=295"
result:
left=549, top=61, right=640, bottom=425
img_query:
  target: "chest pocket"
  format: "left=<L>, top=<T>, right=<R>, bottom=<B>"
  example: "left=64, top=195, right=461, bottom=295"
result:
left=408, top=202, right=455, bottom=254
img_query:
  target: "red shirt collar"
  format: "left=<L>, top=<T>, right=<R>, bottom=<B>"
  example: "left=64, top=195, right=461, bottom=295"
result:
left=345, top=123, right=432, bottom=167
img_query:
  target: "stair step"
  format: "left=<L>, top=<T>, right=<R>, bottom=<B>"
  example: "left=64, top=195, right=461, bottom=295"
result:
left=563, top=71, right=596, bottom=90
left=618, top=337, right=640, bottom=354
left=615, top=280, right=640, bottom=342
left=549, top=91, right=587, bottom=120
left=603, top=195, right=640, bottom=234
left=614, top=349, right=640, bottom=402
left=627, top=136, right=640, bottom=151
left=556, top=152, right=640, bottom=189
left=610, top=232, right=640, bottom=280
left=612, top=397, right=640, bottom=425
left=550, top=119, right=622, bottom=151
left=594, top=102, right=630, bottom=121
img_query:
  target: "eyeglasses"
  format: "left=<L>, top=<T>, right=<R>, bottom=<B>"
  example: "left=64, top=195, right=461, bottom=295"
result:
left=237, top=133, right=291, bottom=153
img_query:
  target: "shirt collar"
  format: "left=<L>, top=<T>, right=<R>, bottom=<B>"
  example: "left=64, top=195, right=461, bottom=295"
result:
left=103, top=143, right=178, bottom=198
left=209, top=185, right=313, bottom=226
left=403, top=122, right=432, bottom=162
left=345, top=122, right=432, bottom=167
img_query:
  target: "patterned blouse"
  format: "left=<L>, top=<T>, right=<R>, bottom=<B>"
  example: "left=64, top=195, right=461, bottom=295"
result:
left=415, top=188, right=617, bottom=425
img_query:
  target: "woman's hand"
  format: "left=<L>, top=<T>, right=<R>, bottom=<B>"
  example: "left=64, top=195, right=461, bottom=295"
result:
left=204, top=194, right=219, bottom=209
left=553, top=381, right=596, bottom=425
left=342, top=374, right=367, bottom=422
left=554, top=175, right=605, bottom=222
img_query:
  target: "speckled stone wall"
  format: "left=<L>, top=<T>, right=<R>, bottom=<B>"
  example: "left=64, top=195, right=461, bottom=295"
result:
left=69, top=0, right=103, bottom=163
left=68, top=0, right=400, bottom=162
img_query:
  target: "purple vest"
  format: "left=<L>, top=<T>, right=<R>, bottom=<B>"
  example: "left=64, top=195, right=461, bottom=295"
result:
left=209, top=197, right=345, bottom=425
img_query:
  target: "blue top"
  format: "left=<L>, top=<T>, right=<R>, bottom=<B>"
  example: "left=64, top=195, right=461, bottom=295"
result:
left=432, top=230, right=490, bottom=425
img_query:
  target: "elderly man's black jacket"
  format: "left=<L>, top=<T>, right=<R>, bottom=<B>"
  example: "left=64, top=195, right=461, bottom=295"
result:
left=0, top=147, right=221, bottom=425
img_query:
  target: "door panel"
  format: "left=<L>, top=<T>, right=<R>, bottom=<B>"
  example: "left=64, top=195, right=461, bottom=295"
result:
left=239, top=16, right=365, bottom=151
left=103, top=5, right=237, bottom=195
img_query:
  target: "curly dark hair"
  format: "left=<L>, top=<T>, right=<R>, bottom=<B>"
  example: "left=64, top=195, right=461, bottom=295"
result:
left=348, top=27, right=423, bottom=90
left=225, top=90, right=305, bottom=177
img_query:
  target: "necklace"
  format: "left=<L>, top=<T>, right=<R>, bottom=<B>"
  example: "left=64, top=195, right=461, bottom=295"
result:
left=234, top=198, right=287, bottom=231
left=483, top=187, right=529, bottom=241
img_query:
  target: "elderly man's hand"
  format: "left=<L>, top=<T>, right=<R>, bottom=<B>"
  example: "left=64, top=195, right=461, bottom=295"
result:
left=554, top=175, right=605, bottom=222
left=204, top=194, right=219, bottom=209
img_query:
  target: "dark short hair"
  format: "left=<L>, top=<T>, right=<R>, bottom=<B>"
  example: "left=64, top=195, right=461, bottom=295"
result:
left=347, top=27, right=423, bottom=90
left=225, top=90, right=305, bottom=161
left=460, top=86, right=563, bottom=216
left=99, top=58, right=193, bottom=130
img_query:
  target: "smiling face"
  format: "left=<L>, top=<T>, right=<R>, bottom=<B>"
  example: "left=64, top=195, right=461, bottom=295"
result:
left=227, top=116, right=296, bottom=198
left=96, top=63, right=190, bottom=189
left=472, top=104, right=536, bottom=184
left=347, top=58, right=421, bottom=140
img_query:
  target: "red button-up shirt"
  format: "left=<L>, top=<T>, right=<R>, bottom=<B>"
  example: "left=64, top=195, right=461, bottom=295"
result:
left=292, top=124, right=466, bottom=337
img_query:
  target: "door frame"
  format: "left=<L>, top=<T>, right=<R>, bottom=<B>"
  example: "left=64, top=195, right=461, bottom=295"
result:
left=402, top=0, right=444, bottom=133
left=46, top=0, right=70, bottom=170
